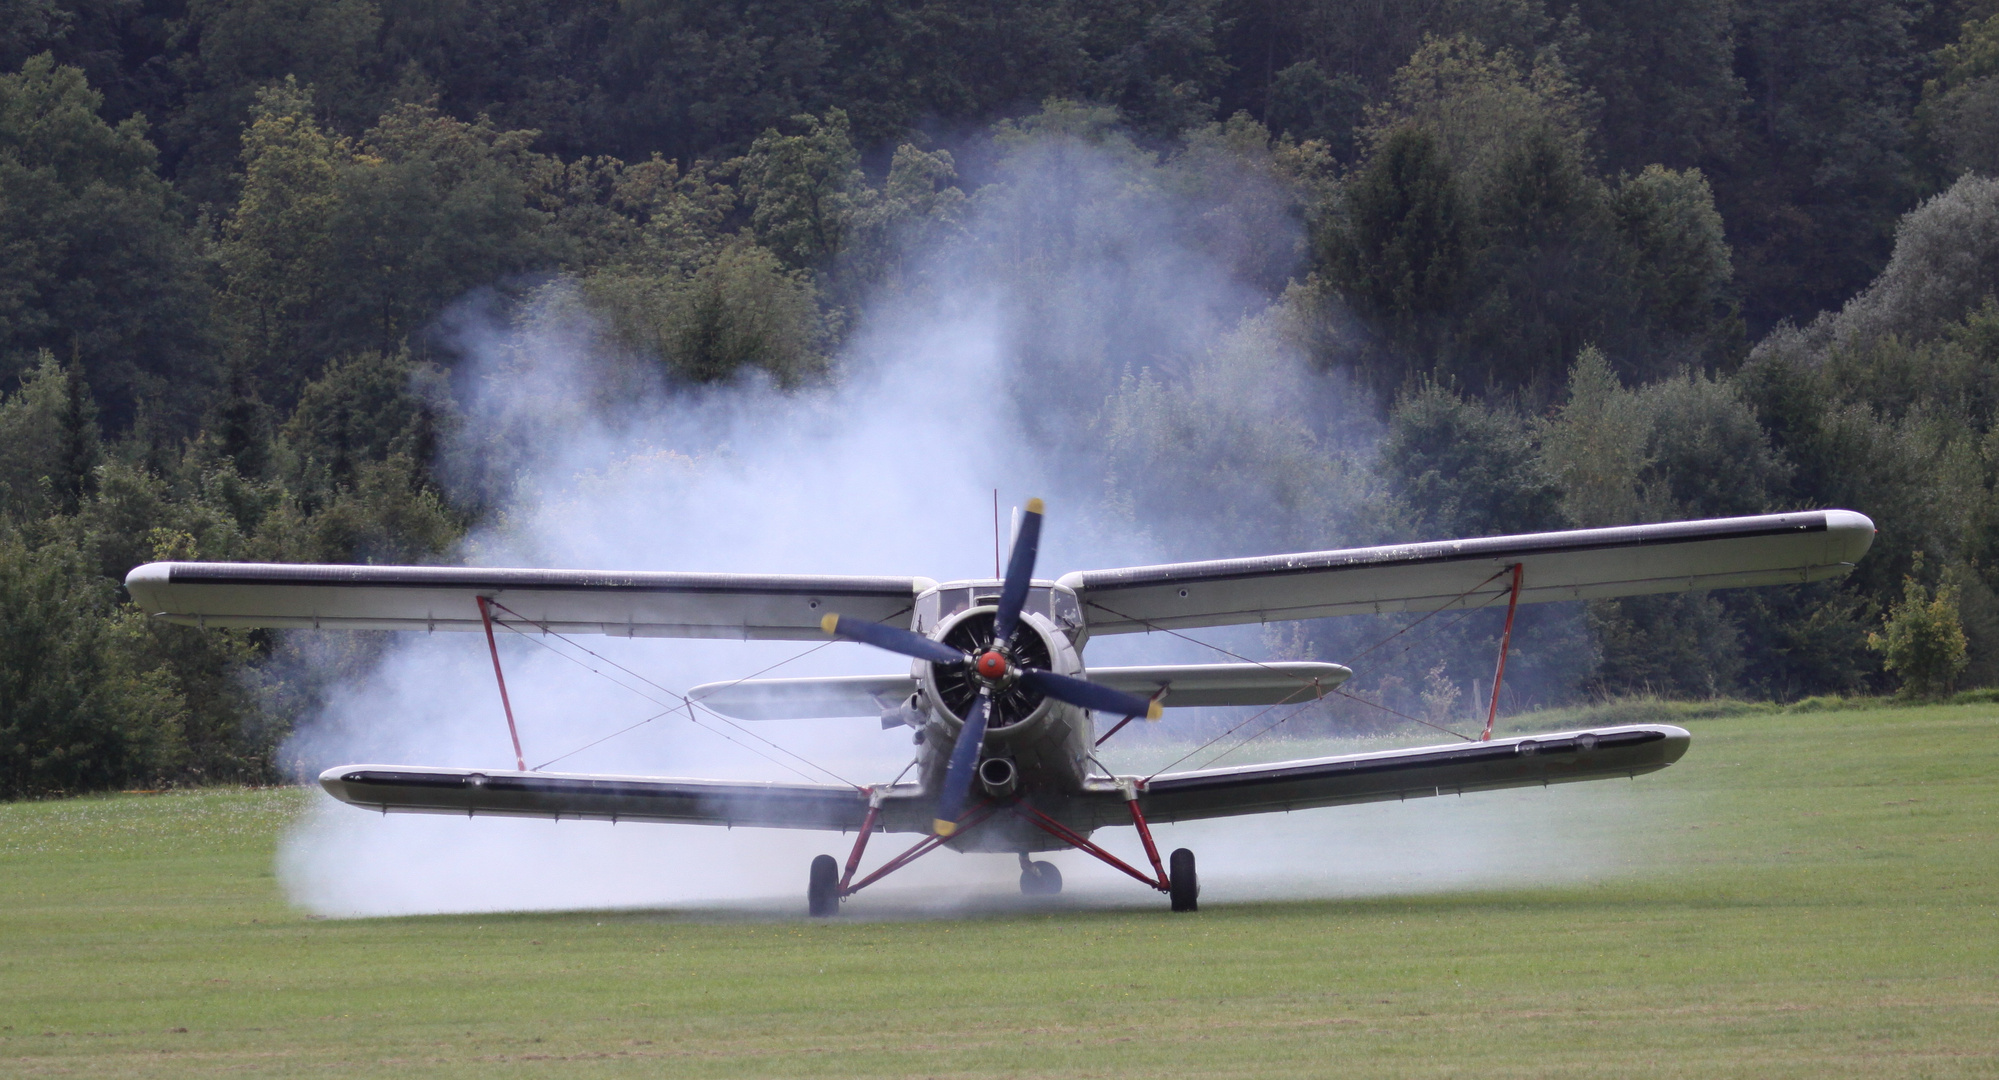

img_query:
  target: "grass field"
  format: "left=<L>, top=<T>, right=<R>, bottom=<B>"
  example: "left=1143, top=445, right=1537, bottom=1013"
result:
left=3, top=703, right=1996, bottom=1078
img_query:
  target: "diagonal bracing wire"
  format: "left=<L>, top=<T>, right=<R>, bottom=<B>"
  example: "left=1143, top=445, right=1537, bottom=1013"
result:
left=483, top=600, right=863, bottom=788
left=1336, top=566, right=1514, bottom=667
left=1080, top=593, right=1507, bottom=780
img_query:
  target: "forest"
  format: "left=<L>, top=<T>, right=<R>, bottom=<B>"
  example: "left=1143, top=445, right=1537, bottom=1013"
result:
left=6, top=0, right=1999, bottom=797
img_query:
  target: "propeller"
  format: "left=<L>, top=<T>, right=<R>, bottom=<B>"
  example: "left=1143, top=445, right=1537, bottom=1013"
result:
left=820, top=498, right=1163, bottom=836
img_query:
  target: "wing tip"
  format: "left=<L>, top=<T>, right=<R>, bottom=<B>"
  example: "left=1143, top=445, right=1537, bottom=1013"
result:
left=1823, top=509, right=1877, bottom=563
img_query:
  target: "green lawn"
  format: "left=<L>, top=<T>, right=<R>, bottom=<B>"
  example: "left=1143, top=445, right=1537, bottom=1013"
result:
left=3, top=704, right=1996, bottom=1078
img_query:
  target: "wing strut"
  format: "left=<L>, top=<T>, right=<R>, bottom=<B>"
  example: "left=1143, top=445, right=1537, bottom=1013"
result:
left=476, top=596, right=528, bottom=771
left=1012, top=796, right=1169, bottom=892
left=1480, top=563, right=1524, bottom=742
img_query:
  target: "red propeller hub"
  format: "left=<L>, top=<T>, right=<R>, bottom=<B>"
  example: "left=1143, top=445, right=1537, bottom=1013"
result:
left=976, top=650, right=1009, bottom=680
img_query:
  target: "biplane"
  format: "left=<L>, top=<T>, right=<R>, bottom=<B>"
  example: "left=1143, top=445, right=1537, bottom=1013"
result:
left=126, top=505, right=1874, bottom=914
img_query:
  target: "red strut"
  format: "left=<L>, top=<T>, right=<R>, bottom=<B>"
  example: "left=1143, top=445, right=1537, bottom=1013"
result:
left=1124, top=786, right=1169, bottom=885
left=476, top=595, right=528, bottom=771
left=839, top=796, right=882, bottom=892
left=1481, top=564, right=1524, bottom=742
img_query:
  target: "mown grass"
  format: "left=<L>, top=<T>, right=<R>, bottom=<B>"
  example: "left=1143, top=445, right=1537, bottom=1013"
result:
left=2, top=702, right=1996, bottom=1078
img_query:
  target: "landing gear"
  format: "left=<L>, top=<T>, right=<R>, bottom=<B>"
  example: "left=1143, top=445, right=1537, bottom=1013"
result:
left=1169, top=848, right=1198, bottom=912
left=1018, top=853, right=1063, bottom=896
left=808, top=854, right=839, bottom=917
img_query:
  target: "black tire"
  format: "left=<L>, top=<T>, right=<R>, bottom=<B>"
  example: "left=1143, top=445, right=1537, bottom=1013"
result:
left=1019, top=861, right=1063, bottom=896
left=808, top=854, right=839, bottom=917
left=1169, top=848, right=1198, bottom=912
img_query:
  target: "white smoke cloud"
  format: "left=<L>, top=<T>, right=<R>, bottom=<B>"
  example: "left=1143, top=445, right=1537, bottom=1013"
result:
left=277, top=129, right=1665, bottom=917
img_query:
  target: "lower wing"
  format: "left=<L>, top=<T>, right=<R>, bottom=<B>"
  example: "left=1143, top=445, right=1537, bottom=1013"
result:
left=320, top=766, right=931, bottom=831
left=321, top=725, right=1685, bottom=834
left=1099, top=725, right=1689, bottom=826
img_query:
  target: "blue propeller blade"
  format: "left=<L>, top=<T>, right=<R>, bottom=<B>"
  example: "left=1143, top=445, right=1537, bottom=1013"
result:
left=820, top=614, right=967, bottom=666
left=932, top=690, right=990, bottom=836
left=1018, top=668, right=1163, bottom=720
left=991, top=498, right=1044, bottom=647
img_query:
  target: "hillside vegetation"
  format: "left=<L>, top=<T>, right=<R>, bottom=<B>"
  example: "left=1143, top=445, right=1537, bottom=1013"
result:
left=9, top=0, right=1999, bottom=794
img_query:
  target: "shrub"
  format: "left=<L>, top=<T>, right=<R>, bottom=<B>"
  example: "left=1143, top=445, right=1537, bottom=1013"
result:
left=1869, top=573, right=1970, bottom=700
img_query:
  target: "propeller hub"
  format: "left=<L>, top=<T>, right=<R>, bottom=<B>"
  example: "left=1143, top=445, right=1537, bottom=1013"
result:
left=975, top=650, right=1009, bottom=680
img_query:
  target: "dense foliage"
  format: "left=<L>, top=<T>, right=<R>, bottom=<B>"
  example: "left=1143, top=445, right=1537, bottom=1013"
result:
left=4, top=0, right=1999, bottom=795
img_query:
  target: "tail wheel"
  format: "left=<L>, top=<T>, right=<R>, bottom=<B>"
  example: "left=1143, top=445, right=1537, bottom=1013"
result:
left=808, top=854, right=839, bottom=917
left=1169, top=848, right=1198, bottom=912
left=1019, top=860, right=1063, bottom=896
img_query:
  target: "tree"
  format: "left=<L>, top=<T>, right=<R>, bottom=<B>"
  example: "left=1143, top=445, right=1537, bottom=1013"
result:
left=1325, top=125, right=1470, bottom=386
left=217, top=80, right=345, bottom=405
left=0, top=531, right=193, bottom=798
left=1360, top=35, right=1593, bottom=203
left=1637, top=368, right=1787, bottom=520
left=1721, top=0, right=1924, bottom=330
left=1565, top=0, right=1742, bottom=172
left=1611, top=165, right=1741, bottom=365
left=1827, top=174, right=1999, bottom=352
left=0, top=54, right=215, bottom=432
left=1074, top=0, right=1228, bottom=138
left=1262, top=61, right=1367, bottom=159
left=1538, top=346, right=1650, bottom=527
left=1458, top=125, right=1627, bottom=396
left=736, top=110, right=863, bottom=273
left=1918, top=13, right=1999, bottom=180
left=581, top=242, right=826, bottom=386
left=325, top=102, right=552, bottom=358
left=281, top=349, right=451, bottom=503
left=535, top=153, right=734, bottom=275
left=0, top=352, right=99, bottom=519
left=219, top=91, right=555, bottom=405
left=1587, top=591, right=1744, bottom=698
left=1378, top=378, right=1562, bottom=539
left=163, top=0, right=385, bottom=203
left=1870, top=568, right=1969, bottom=699
left=840, top=143, right=967, bottom=299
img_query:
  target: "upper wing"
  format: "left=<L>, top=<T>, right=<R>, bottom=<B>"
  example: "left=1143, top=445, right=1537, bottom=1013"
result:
left=1059, top=510, right=1874, bottom=634
left=320, top=765, right=934, bottom=832
left=1061, top=725, right=1690, bottom=829
left=125, top=562, right=934, bottom=640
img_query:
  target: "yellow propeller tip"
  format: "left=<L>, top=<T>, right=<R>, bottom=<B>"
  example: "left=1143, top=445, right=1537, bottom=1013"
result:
left=1146, top=700, right=1164, bottom=721
left=1025, top=497, right=1045, bottom=514
left=932, top=819, right=957, bottom=837
left=820, top=613, right=839, bottom=634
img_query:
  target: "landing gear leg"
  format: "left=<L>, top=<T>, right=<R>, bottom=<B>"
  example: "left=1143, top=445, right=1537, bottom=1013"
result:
left=1017, top=853, right=1063, bottom=895
left=1169, top=848, right=1198, bottom=912
left=808, top=854, right=839, bottom=917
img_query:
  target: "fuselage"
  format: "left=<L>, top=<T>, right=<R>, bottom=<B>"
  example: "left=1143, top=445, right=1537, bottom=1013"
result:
left=902, top=580, right=1104, bottom=851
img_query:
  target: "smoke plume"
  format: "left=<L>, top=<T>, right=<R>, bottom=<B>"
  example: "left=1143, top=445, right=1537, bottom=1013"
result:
left=277, top=127, right=1659, bottom=917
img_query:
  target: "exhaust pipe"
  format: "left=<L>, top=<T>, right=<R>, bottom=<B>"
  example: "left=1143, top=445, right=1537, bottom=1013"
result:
left=977, top=756, right=1018, bottom=799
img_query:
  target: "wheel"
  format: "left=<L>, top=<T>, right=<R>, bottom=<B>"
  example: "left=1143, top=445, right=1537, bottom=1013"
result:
left=807, top=854, right=839, bottom=917
left=1019, top=860, right=1063, bottom=896
left=1169, top=848, right=1198, bottom=912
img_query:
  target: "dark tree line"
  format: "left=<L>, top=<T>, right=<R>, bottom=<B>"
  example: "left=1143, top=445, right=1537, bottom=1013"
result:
left=6, top=0, right=1999, bottom=795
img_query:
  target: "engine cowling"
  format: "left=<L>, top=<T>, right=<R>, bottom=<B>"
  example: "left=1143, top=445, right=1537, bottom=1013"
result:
left=917, top=605, right=1079, bottom=733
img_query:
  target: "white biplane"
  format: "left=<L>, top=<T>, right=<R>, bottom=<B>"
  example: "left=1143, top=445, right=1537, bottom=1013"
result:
left=126, top=504, right=1874, bottom=913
